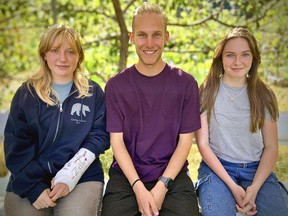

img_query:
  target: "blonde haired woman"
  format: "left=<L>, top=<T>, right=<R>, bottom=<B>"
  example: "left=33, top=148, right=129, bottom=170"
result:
left=4, top=24, right=109, bottom=216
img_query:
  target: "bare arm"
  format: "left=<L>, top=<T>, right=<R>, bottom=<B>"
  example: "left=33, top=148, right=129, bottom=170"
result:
left=151, top=133, right=194, bottom=209
left=163, top=133, right=193, bottom=178
left=110, top=132, right=158, bottom=216
left=241, top=119, right=278, bottom=207
left=196, top=115, right=246, bottom=207
left=110, top=132, right=140, bottom=185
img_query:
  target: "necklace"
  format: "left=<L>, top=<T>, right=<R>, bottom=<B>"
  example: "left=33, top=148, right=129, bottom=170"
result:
left=220, top=79, right=248, bottom=101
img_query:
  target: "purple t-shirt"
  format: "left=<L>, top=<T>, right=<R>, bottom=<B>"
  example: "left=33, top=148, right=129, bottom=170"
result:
left=105, top=64, right=201, bottom=182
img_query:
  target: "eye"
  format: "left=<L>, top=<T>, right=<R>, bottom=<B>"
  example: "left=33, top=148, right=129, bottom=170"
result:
left=242, top=52, right=251, bottom=57
left=226, top=53, right=235, bottom=58
left=153, top=33, right=162, bottom=38
left=67, top=50, right=76, bottom=55
left=137, top=33, right=146, bottom=38
left=50, top=48, right=59, bottom=54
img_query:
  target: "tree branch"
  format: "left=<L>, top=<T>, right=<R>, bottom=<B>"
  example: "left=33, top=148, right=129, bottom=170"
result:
left=89, top=71, right=108, bottom=83
left=168, top=8, right=223, bottom=27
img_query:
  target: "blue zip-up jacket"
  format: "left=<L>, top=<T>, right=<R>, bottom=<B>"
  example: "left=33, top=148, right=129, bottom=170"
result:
left=4, top=80, right=110, bottom=204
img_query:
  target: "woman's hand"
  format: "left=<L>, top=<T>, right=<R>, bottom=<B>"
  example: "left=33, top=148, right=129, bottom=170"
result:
left=49, top=179, right=70, bottom=202
left=33, top=188, right=57, bottom=209
left=230, top=183, right=246, bottom=208
left=236, top=185, right=258, bottom=215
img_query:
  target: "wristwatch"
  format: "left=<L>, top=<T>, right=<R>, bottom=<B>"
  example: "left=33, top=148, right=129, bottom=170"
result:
left=158, top=176, right=174, bottom=190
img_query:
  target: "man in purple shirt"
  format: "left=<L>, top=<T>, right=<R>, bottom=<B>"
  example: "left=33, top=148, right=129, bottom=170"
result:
left=101, top=2, right=201, bottom=216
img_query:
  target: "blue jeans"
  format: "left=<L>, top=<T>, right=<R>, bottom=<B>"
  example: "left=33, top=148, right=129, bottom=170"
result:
left=196, top=159, right=288, bottom=216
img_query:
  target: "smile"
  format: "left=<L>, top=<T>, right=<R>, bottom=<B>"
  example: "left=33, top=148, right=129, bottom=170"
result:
left=57, top=65, right=69, bottom=69
left=231, top=67, right=244, bottom=71
left=144, top=50, right=156, bottom=54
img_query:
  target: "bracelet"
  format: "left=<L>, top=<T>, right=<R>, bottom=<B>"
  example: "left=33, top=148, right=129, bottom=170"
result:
left=131, top=178, right=141, bottom=188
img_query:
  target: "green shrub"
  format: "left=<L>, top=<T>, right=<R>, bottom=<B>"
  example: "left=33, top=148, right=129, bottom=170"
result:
left=0, top=144, right=8, bottom=177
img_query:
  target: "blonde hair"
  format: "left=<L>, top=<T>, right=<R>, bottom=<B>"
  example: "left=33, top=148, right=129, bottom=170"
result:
left=27, top=24, right=91, bottom=106
left=132, top=2, right=167, bottom=31
left=200, top=27, right=278, bottom=132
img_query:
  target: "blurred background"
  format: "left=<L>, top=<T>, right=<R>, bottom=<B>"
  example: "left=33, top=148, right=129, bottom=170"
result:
left=0, top=0, right=287, bottom=190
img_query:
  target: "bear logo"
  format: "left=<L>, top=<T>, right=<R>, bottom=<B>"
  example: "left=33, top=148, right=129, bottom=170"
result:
left=71, top=103, right=91, bottom=117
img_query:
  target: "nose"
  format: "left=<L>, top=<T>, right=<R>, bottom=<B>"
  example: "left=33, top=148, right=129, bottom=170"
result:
left=234, top=55, right=241, bottom=65
left=146, top=36, right=154, bottom=48
left=59, top=51, right=67, bottom=61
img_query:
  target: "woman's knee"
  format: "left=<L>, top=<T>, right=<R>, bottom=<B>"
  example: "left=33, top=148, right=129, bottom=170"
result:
left=197, top=174, right=236, bottom=215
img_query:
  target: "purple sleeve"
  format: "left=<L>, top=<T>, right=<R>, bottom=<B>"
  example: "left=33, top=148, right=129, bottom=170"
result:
left=105, top=79, right=123, bottom=132
left=179, top=77, right=201, bottom=133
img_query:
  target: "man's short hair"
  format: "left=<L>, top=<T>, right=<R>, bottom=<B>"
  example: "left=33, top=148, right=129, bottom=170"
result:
left=132, top=2, right=167, bottom=31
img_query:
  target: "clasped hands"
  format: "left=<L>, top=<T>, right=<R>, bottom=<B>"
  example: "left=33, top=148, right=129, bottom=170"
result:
left=233, top=185, right=257, bottom=216
left=134, top=180, right=169, bottom=216
left=32, top=180, right=69, bottom=210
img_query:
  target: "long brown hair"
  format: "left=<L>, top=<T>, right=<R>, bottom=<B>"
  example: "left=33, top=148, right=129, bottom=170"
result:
left=27, top=24, right=91, bottom=106
left=200, top=27, right=278, bottom=132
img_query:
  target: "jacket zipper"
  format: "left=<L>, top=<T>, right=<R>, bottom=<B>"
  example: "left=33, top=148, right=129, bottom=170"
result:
left=48, top=89, right=77, bottom=174
left=52, top=103, right=63, bottom=143
left=52, top=89, right=76, bottom=142
left=48, top=103, right=63, bottom=174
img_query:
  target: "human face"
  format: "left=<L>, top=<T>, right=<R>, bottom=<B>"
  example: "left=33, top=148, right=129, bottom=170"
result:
left=45, top=38, right=79, bottom=83
left=130, top=13, right=169, bottom=73
left=222, top=37, right=253, bottom=83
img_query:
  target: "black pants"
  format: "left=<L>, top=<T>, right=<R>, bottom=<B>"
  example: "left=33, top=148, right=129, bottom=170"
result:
left=101, top=168, right=200, bottom=216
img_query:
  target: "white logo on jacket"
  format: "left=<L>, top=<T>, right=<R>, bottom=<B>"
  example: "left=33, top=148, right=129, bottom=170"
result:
left=71, top=103, right=91, bottom=116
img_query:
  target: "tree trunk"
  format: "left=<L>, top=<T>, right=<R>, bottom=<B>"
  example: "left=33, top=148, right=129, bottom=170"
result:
left=51, top=0, right=57, bottom=24
left=112, top=0, right=129, bottom=72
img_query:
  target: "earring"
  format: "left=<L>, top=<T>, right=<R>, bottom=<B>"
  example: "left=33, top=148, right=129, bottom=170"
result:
left=246, top=73, right=250, bottom=78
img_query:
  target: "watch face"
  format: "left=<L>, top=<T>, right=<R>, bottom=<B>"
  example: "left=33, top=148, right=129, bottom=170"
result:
left=167, top=179, right=174, bottom=190
left=159, top=176, right=175, bottom=190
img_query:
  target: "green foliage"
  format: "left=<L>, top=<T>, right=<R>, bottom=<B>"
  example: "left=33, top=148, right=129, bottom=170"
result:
left=274, top=145, right=288, bottom=181
left=0, top=144, right=8, bottom=177
left=271, top=85, right=288, bottom=111
left=1, top=0, right=287, bottom=86
left=100, top=148, right=113, bottom=179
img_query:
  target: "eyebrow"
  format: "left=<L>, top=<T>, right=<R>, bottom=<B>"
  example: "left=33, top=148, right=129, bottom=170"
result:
left=136, top=30, right=163, bottom=34
left=50, top=46, right=74, bottom=50
left=224, top=50, right=251, bottom=53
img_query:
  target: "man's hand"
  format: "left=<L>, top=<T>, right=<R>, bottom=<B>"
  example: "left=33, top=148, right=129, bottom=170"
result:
left=150, top=181, right=167, bottom=211
left=133, top=181, right=159, bottom=216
